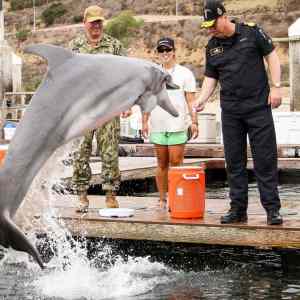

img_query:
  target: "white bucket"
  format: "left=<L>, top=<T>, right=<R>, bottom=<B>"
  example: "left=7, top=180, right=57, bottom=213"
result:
left=4, top=123, right=17, bottom=141
left=120, top=115, right=140, bottom=137
left=189, top=113, right=217, bottom=143
left=273, top=112, right=300, bottom=144
left=120, top=118, right=136, bottom=137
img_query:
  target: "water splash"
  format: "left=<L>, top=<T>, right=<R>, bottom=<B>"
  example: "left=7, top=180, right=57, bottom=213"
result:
left=34, top=256, right=175, bottom=299
left=0, top=140, right=178, bottom=299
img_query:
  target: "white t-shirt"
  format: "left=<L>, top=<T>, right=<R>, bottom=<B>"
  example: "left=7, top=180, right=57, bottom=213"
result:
left=150, top=64, right=196, bottom=132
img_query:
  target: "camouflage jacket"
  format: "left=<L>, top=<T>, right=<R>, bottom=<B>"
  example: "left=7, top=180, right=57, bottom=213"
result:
left=69, top=33, right=125, bottom=56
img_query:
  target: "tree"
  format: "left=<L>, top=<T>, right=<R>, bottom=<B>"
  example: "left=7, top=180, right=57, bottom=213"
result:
left=105, top=11, right=144, bottom=47
left=41, top=2, right=66, bottom=26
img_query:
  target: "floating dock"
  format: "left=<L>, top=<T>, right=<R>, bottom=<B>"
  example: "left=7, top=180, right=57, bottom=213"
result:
left=11, top=142, right=300, bottom=266
left=27, top=195, right=300, bottom=250
left=9, top=142, right=300, bottom=251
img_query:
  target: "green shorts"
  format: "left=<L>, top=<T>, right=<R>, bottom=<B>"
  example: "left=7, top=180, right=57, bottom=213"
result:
left=150, top=131, right=188, bottom=146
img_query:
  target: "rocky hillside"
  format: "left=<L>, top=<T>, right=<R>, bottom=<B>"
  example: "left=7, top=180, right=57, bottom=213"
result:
left=3, top=0, right=300, bottom=90
left=4, top=0, right=299, bottom=30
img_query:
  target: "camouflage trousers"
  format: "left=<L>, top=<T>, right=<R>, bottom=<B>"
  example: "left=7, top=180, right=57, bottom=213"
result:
left=72, top=117, right=121, bottom=194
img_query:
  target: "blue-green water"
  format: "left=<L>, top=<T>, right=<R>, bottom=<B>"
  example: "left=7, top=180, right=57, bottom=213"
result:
left=0, top=183, right=300, bottom=300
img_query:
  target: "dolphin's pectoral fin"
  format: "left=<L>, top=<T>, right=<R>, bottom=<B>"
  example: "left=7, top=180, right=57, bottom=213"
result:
left=24, top=44, right=74, bottom=70
left=0, top=214, right=45, bottom=269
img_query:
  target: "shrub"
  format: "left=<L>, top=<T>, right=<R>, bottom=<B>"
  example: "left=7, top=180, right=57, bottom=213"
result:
left=16, top=29, right=30, bottom=41
left=73, top=15, right=83, bottom=23
left=105, top=11, right=144, bottom=47
left=41, top=2, right=67, bottom=26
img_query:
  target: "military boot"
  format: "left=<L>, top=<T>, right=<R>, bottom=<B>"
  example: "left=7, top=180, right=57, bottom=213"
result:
left=105, top=192, right=119, bottom=208
left=76, top=191, right=89, bottom=213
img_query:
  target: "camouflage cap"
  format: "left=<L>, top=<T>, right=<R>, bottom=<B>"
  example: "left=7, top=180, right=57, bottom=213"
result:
left=84, top=5, right=105, bottom=23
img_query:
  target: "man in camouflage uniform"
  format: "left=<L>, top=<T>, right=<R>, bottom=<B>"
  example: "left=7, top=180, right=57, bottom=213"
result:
left=70, top=5, right=131, bottom=212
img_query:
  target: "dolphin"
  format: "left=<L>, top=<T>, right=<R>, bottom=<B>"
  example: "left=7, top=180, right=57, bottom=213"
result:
left=0, top=44, right=179, bottom=268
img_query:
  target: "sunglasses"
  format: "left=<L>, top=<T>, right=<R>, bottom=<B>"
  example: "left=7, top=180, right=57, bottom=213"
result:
left=157, top=48, right=173, bottom=53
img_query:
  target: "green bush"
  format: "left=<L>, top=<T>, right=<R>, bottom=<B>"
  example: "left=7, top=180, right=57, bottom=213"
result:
left=10, top=0, right=23, bottom=10
left=41, top=2, right=67, bottom=26
left=105, top=11, right=144, bottom=47
left=16, top=29, right=30, bottom=41
left=73, top=15, right=83, bottom=23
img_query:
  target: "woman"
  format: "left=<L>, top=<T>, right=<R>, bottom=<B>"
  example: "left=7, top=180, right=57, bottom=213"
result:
left=142, top=37, right=198, bottom=208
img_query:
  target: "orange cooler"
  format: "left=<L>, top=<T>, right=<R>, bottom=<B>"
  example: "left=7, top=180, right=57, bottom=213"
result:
left=168, top=166, right=205, bottom=218
left=0, top=145, right=8, bottom=167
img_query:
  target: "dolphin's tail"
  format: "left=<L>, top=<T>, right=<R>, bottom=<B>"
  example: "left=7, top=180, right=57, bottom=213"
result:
left=0, top=212, right=45, bottom=269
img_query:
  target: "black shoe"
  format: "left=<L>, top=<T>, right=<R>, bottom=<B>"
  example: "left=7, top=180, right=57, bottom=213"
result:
left=267, top=209, right=283, bottom=225
left=220, top=209, right=248, bottom=224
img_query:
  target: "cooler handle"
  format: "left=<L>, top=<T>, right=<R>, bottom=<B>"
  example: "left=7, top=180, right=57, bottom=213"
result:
left=182, top=174, right=199, bottom=180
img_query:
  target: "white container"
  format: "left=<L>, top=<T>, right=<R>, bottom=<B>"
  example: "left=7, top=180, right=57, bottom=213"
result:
left=4, top=123, right=17, bottom=141
left=273, top=112, right=300, bottom=144
left=120, top=117, right=138, bottom=137
left=189, top=113, right=217, bottom=143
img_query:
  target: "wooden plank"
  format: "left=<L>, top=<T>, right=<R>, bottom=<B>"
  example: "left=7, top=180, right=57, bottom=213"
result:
left=25, top=195, right=300, bottom=249
left=57, top=218, right=300, bottom=248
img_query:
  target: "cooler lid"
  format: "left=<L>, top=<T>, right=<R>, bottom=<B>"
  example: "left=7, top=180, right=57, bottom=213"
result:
left=169, top=166, right=204, bottom=170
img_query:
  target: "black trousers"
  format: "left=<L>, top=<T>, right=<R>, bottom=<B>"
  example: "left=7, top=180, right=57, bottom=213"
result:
left=222, top=107, right=281, bottom=212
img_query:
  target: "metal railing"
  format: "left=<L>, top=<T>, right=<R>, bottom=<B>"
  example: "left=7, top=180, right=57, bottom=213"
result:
left=1, top=92, right=34, bottom=121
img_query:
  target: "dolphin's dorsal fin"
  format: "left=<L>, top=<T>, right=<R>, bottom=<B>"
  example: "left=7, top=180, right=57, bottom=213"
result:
left=24, top=44, right=74, bottom=70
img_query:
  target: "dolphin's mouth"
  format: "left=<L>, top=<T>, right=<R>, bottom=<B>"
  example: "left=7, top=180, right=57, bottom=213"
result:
left=166, top=82, right=180, bottom=90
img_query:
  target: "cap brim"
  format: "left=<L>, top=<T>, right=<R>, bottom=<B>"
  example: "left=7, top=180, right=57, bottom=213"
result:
left=157, top=43, right=173, bottom=50
left=201, top=19, right=216, bottom=28
left=86, top=16, right=105, bottom=23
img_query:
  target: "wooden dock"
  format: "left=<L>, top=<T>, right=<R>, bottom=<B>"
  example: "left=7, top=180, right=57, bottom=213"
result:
left=12, top=142, right=300, bottom=260
left=28, top=195, right=300, bottom=250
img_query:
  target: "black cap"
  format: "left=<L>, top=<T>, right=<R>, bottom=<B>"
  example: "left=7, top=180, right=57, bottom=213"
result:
left=156, top=37, right=175, bottom=50
left=201, top=0, right=226, bottom=28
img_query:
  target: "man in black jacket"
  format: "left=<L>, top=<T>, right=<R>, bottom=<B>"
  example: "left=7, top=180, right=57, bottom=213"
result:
left=196, top=0, right=283, bottom=225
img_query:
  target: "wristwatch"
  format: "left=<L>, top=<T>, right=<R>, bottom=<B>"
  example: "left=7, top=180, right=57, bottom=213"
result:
left=273, top=82, right=281, bottom=88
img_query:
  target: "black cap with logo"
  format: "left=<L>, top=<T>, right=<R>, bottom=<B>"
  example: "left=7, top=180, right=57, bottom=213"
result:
left=201, top=0, right=226, bottom=28
left=156, top=37, right=175, bottom=50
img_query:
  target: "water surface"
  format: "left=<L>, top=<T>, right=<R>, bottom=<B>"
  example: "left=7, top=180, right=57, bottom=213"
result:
left=1, top=183, right=300, bottom=300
